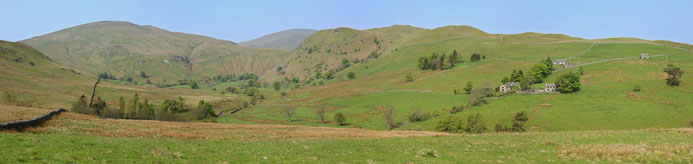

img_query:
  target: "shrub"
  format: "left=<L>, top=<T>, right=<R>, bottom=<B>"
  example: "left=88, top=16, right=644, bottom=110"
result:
left=464, top=112, right=487, bottom=134
left=555, top=72, right=581, bottom=93
left=449, top=105, right=464, bottom=114
left=315, top=108, right=326, bottom=123
left=273, top=81, right=281, bottom=91
left=406, top=74, right=414, bottom=82
left=284, top=107, right=296, bottom=122
left=407, top=107, right=431, bottom=122
left=470, top=53, right=482, bottom=62
left=191, top=100, right=215, bottom=120
left=494, top=124, right=510, bottom=132
left=347, top=72, right=356, bottom=79
left=633, top=85, right=641, bottom=92
left=334, top=112, right=347, bottom=125
left=511, top=111, right=529, bottom=132
left=434, top=116, right=464, bottom=133
left=188, top=81, right=199, bottom=89
left=463, top=81, right=473, bottom=94
left=435, top=113, right=486, bottom=134
left=280, top=92, right=287, bottom=97
left=101, top=107, right=124, bottom=119
left=384, top=106, right=396, bottom=129
left=70, top=95, right=91, bottom=114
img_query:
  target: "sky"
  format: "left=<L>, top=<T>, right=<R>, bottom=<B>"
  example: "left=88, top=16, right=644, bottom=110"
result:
left=1, top=0, right=692, bottom=44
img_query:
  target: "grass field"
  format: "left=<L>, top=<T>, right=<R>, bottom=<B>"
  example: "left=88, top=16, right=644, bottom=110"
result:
left=2, top=109, right=691, bottom=163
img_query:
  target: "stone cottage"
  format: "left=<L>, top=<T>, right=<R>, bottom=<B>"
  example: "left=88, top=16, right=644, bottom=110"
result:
left=640, top=53, right=649, bottom=59
left=545, top=83, right=557, bottom=92
left=552, top=59, right=568, bottom=65
left=499, top=82, right=520, bottom=93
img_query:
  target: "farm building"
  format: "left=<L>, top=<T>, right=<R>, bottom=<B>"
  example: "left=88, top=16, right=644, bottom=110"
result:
left=545, top=83, right=557, bottom=92
left=499, top=82, right=520, bottom=93
left=640, top=53, right=649, bottom=59
left=552, top=59, right=568, bottom=65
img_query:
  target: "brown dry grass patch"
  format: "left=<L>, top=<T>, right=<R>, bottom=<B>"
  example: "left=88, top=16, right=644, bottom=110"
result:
left=0, top=104, right=53, bottom=122
left=29, top=112, right=452, bottom=141
left=558, top=143, right=692, bottom=162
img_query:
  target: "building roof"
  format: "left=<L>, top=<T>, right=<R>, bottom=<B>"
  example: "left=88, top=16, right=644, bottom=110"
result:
left=502, top=82, right=520, bottom=87
left=545, top=83, right=556, bottom=87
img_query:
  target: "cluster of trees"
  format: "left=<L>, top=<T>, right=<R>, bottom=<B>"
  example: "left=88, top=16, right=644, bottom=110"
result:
left=417, top=50, right=460, bottom=70
left=664, top=64, right=684, bottom=86
left=500, top=58, right=554, bottom=90
left=406, top=107, right=432, bottom=123
left=494, top=111, right=529, bottom=132
left=555, top=72, right=581, bottom=93
left=434, top=112, right=487, bottom=134
left=71, top=93, right=217, bottom=122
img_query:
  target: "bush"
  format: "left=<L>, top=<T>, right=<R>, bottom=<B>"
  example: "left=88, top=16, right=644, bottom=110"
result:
left=273, top=81, right=281, bottom=91
left=511, top=111, right=529, bottom=132
left=347, top=72, right=356, bottom=79
left=434, top=116, right=464, bottom=133
left=449, top=105, right=464, bottom=114
left=188, top=81, right=199, bottom=89
left=191, top=100, right=215, bottom=120
left=633, top=85, right=641, bottom=92
left=494, top=124, right=510, bottom=132
left=280, top=92, right=287, bottom=97
left=101, top=107, right=124, bottom=119
left=435, top=112, right=486, bottom=134
left=334, top=112, right=347, bottom=125
left=470, top=53, right=482, bottom=62
left=555, top=72, right=581, bottom=93
left=407, top=107, right=431, bottom=123
left=406, top=74, right=414, bottom=82
left=70, top=95, right=91, bottom=114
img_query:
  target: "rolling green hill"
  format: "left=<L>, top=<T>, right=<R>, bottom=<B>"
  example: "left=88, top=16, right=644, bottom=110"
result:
left=230, top=25, right=693, bottom=132
left=239, top=29, right=317, bottom=51
left=22, top=21, right=290, bottom=83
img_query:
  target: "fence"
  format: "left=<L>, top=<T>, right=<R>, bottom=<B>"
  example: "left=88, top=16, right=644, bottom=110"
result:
left=0, top=108, right=66, bottom=131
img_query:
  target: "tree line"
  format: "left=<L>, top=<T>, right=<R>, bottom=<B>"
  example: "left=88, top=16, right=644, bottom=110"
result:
left=71, top=93, right=218, bottom=122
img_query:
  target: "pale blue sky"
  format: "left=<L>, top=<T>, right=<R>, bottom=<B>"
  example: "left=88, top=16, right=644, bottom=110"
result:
left=1, top=0, right=691, bottom=44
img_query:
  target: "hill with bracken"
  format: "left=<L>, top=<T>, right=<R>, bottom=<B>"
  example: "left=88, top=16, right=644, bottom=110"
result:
left=239, top=29, right=317, bottom=51
left=22, top=21, right=290, bottom=84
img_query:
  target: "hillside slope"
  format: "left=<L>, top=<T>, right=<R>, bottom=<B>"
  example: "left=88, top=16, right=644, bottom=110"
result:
left=230, top=25, right=693, bottom=132
left=22, top=21, right=289, bottom=83
left=239, top=29, right=316, bottom=51
left=0, top=40, right=244, bottom=110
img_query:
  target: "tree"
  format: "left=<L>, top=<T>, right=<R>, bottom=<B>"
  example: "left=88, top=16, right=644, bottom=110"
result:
left=118, top=96, right=126, bottom=112
left=384, top=106, right=396, bottom=129
left=555, top=72, right=581, bottom=93
left=468, top=87, right=492, bottom=106
left=406, top=74, right=414, bottom=82
left=334, top=112, right=347, bottom=125
left=347, top=72, right=356, bottom=79
left=664, top=64, right=684, bottom=86
left=501, top=76, right=510, bottom=84
left=448, top=49, right=459, bottom=67
left=250, top=97, right=257, bottom=105
left=463, top=81, right=473, bottom=94
left=578, top=66, right=585, bottom=75
left=464, top=112, right=487, bottom=134
left=193, top=100, right=215, bottom=120
left=91, top=97, right=107, bottom=116
left=284, top=106, right=296, bottom=122
left=435, top=116, right=464, bottom=133
left=325, top=70, right=335, bottom=80
left=276, top=66, right=283, bottom=72
left=188, top=81, right=199, bottom=89
left=511, top=111, right=528, bottom=132
left=438, top=54, right=446, bottom=70
left=71, top=95, right=89, bottom=114
left=470, top=53, right=482, bottom=62
left=139, top=71, right=148, bottom=78
left=316, top=108, right=326, bottom=123
left=418, top=57, right=429, bottom=70
left=272, top=81, right=281, bottom=91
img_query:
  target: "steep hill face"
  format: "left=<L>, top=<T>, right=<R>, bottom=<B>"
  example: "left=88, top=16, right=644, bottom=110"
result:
left=266, top=25, right=428, bottom=81
left=239, top=29, right=317, bottom=51
left=23, top=21, right=289, bottom=83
